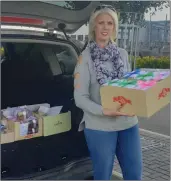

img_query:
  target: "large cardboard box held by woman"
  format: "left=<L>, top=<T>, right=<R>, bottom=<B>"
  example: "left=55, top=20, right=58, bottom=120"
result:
left=100, top=70, right=170, bottom=118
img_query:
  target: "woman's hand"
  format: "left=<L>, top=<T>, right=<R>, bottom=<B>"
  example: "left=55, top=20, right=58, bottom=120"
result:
left=102, top=105, right=135, bottom=117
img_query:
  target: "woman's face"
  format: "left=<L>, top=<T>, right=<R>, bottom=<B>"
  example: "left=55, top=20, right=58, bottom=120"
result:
left=94, top=13, right=115, bottom=43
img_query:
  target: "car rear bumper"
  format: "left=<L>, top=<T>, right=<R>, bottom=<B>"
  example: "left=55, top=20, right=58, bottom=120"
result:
left=2, top=157, right=93, bottom=180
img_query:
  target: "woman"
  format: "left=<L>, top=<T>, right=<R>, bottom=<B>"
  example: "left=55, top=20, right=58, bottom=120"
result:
left=74, top=5, right=142, bottom=180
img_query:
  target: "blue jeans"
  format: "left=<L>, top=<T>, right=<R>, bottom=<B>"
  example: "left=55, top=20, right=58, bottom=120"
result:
left=84, top=124, right=143, bottom=180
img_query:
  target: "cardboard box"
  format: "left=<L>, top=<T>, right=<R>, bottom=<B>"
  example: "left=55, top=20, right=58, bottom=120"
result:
left=100, top=75, right=170, bottom=118
left=42, top=111, right=71, bottom=137
left=9, top=116, right=43, bottom=141
left=1, top=120, right=15, bottom=144
left=1, top=131, right=15, bottom=144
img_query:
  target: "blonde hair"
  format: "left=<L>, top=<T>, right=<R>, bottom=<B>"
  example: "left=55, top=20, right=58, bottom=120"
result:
left=88, top=8, right=118, bottom=42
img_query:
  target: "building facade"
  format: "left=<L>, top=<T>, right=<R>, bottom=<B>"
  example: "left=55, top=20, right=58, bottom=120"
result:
left=70, top=20, right=170, bottom=56
left=71, top=20, right=170, bottom=45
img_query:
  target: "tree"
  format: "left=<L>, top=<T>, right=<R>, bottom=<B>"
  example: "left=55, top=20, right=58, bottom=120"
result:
left=100, top=1, right=170, bottom=25
left=65, top=1, right=169, bottom=14
left=101, top=1, right=169, bottom=14
left=65, top=1, right=170, bottom=25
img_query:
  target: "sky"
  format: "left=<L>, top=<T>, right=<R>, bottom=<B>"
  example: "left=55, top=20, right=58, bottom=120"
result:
left=145, top=6, right=170, bottom=21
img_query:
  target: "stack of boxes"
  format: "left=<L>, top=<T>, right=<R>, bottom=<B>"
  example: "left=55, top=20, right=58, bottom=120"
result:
left=1, top=104, right=71, bottom=144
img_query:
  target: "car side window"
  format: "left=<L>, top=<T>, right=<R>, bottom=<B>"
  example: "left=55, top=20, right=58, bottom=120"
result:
left=2, top=42, right=54, bottom=83
left=2, top=42, right=77, bottom=84
left=55, top=45, right=77, bottom=75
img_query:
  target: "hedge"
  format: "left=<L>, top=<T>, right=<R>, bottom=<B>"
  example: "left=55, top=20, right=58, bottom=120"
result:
left=129, top=56, right=170, bottom=69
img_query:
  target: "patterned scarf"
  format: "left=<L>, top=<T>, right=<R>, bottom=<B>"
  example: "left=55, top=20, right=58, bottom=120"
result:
left=89, top=41, right=124, bottom=85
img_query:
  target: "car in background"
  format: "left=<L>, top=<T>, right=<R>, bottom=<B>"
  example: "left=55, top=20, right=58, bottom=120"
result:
left=1, top=1, right=100, bottom=180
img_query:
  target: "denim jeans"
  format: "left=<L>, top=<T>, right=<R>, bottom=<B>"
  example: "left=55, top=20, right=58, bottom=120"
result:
left=84, top=124, right=143, bottom=180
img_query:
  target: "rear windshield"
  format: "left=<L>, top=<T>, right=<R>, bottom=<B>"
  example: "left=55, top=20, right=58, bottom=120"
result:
left=40, top=1, right=91, bottom=10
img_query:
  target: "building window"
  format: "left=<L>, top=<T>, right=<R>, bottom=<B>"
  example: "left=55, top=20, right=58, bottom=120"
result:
left=71, top=35, right=76, bottom=40
left=85, top=35, right=88, bottom=41
left=78, top=35, right=83, bottom=41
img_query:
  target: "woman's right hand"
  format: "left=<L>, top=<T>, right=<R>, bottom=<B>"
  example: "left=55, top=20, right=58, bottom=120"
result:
left=102, top=105, right=135, bottom=117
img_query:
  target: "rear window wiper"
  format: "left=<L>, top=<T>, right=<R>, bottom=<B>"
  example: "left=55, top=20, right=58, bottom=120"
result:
left=58, top=23, right=70, bottom=41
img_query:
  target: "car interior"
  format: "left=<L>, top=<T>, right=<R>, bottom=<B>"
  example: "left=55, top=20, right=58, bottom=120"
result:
left=1, top=39, right=89, bottom=179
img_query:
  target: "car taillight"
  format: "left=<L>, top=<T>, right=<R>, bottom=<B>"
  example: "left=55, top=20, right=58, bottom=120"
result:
left=0, top=16, right=44, bottom=25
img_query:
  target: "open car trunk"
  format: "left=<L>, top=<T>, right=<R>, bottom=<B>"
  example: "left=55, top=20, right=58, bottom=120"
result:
left=1, top=1, right=100, bottom=178
left=1, top=1, right=99, bottom=33
left=1, top=37, right=89, bottom=179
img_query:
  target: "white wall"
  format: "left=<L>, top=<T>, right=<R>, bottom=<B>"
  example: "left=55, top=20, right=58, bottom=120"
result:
left=73, top=24, right=88, bottom=36
left=72, top=23, right=151, bottom=45
left=72, top=24, right=131, bottom=41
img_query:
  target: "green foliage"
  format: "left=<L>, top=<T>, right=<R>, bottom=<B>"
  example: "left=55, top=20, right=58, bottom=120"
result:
left=101, top=1, right=169, bottom=14
left=63, top=1, right=169, bottom=26
left=100, top=1, right=169, bottom=25
left=64, top=1, right=169, bottom=14
left=130, top=56, right=170, bottom=69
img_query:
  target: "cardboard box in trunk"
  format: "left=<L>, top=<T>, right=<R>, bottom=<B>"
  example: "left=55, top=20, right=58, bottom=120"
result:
left=1, top=131, right=15, bottom=144
left=8, top=116, right=43, bottom=141
left=42, top=111, right=71, bottom=137
left=100, top=75, right=170, bottom=118
left=1, top=120, right=15, bottom=144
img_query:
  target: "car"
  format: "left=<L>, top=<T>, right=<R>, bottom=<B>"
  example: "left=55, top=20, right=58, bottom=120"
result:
left=1, top=1, right=100, bottom=180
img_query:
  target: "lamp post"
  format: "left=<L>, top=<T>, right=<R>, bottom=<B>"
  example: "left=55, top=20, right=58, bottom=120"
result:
left=149, top=13, right=152, bottom=48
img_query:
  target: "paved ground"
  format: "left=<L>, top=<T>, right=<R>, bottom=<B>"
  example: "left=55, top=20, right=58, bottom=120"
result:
left=113, top=129, right=170, bottom=180
left=138, top=104, right=170, bottom=136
